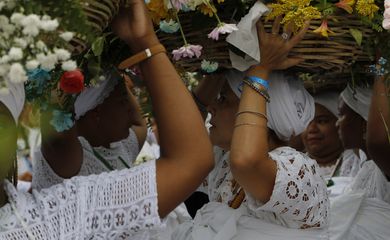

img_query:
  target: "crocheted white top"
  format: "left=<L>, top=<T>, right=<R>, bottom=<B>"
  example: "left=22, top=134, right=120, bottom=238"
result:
left=0, top=160, right=160, bottom=240
left=32, top=129, right=139, bottom=190
left=201, top=146, right=329, bottom=229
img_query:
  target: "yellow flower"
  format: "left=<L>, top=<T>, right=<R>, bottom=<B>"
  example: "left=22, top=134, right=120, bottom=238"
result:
left=313, top=19, right=335, bottom=37
left=198, top=3, right=216, bottom=17
left=266, top=0, right=321, bottom=32
left=355, top=0, right=379, bottom=19
left=335, top=0, right=356, bottom=14
left=147, top=0, right=169, bottom=24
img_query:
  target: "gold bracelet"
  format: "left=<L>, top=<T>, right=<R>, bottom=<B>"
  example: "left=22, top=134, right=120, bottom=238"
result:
left=118, top=44, right=166, bottom=70
left=236, top=110, right=268, bottom=121
left=243, top=79, right=270, bottom=102
left=234, top=123, right=265, bottom=128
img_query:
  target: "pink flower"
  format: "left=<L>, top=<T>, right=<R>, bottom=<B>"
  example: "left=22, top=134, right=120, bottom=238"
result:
left=208, top=23, right=239, bottom=41
left=170, top=0, right=189, bottom=10
left=172, top=44, right=203, bottom=61
left=383, top=1, right=390, bottom=29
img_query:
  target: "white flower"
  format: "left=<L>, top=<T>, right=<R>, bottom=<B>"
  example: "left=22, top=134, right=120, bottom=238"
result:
left=0, top=15, right=9, bottom=26
left=5, top=0, right=16, bottom=10
left=99, top=75, right=106, bottom=81
left=41, top=15, right=51, bottom=21
left=39, top=19, right=59, bottom=31
left=10, top=13, right=25, bottom=25
left=0, top=2, right=5, bottom=11
left=13, top=38, right=28, bottom=49
left=8, top=47, right=23, bottom=60
left=54, top=48, right=71, bottom=61
left=186, top=0, right=203, bottom=9
left=8, top=63, right=27, bottom=83
left=59, top=32, right=74, bottom=42
left=21, top=14, right=41, bottom=36
left=61, top=60, right=77, bottom=71
left=0, top=64, right=10, bottom=76
left=37, top=53, right=57, bottom=71
left=26, top=60, right=40, bottom=70
left=36, top=40, right=47, bottom=51
left=0, top=55, right=10, bottom=64
left=0, top=87, right=10, bottom=96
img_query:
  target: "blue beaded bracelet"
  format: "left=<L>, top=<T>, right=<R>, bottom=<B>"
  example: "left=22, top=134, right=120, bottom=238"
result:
left=247, top=76, right=269, bottom=90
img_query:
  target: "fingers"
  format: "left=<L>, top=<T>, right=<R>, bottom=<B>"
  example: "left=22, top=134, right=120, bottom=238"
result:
left=271, top=15, right=282, bottom=34
left=279, top=57, right=305, bottom=69
left=256, top=20, right=267, bottom=40
left=283, top=22, right=293, bottom=40
left=289, top=21, right=310, bottom=47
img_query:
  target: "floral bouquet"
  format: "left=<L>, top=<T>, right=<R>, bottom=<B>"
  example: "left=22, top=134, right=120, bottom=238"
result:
left=147, top=0, right=388, bottom=79
left=0, top=0, right=130, bottom=132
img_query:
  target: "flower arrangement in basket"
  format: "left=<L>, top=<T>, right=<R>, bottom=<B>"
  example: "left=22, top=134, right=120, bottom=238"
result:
left=0, top=0, right=130, bottom=132
left=148, top=0, right=387, bottom=78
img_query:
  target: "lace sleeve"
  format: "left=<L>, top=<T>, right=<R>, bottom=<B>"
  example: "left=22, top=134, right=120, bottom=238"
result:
left=245, top=147, right=329, bottom=229
left=1, top=160, right=160, bottom=239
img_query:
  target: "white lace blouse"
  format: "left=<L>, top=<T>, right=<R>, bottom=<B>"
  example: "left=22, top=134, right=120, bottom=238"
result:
left=32, top=129, right=140, bottom=190
left=201, top=146, right=329, bottom=229
left=0, top=160, right=160, bottom=240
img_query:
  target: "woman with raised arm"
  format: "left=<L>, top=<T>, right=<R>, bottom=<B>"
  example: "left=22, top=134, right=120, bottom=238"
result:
left=173, top=17, right=329, bottom=240
left=0, top=0, right=213, bottom=239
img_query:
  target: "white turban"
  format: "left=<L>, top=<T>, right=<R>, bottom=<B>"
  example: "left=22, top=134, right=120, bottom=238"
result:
left=74, top=69, right=120, bottom=120
left=314, top=91, right=340, bottom=118
left=0, top=82, right=25, bottom=123
left=340, top=85, right=372, bottom=121
left=226, top=70, right=315, bottom=141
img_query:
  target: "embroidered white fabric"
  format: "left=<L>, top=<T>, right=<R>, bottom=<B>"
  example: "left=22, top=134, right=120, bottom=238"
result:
left=32, top=128, right=140, bottom=190
left=318, top=149, right=366, bottom=180
left=329, top=160, right=390, bottom=239
left=201, top=146, right=329, bottom=229
left=0, top=160, right=160, bottom=240
left=338, top=149, right=366, bottom=178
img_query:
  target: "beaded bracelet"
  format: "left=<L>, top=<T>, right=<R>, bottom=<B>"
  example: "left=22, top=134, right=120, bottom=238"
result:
left=243, top=78, right=270, bottom=102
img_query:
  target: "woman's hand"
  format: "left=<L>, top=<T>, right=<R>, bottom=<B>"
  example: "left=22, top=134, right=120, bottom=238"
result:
left=111, top=0, right=159, bottom=53
left=255, top=17, right=309, bottom=72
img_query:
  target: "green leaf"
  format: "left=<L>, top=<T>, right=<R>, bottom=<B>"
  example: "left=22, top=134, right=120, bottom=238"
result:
left=91, top=37, right=105, bottom=57
left=349, top=28, right=363, bottom=46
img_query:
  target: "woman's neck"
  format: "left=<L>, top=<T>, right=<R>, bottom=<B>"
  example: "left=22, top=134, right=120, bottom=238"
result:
left=311, top=148, right=343, bottom=167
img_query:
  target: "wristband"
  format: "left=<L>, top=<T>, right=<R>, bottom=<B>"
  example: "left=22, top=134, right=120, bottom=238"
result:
left=118, top=44, right=166, bottom=70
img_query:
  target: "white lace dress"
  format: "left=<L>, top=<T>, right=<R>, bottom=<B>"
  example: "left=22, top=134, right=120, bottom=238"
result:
left=0, top=160, right=160, bottom=240
left=330, top=160, right=390, bottom=240
left=173, top=146, right=330, bottom=240
left=32, top=129, right=139, bottom=190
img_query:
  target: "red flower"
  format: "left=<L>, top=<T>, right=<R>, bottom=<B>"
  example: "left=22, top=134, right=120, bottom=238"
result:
left=59, top=69, right=85, bottom=94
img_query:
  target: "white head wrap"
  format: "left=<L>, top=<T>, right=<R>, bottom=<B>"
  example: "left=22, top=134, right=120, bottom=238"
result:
left=226, top=70, right=315, bottom=141
left=74, top=69, right=121, bottom=120
left=0, top=82, right=25, bottom=123
left=314, top=91, right=340, bottom=118
left=340, top=85, right=372, bottom=121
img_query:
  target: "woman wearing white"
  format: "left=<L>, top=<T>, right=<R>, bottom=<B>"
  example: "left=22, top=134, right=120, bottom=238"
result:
left=174, top=16, right=329, bottom=240
left=0, top=1, right=213, bottom=239
left=330, top=82, right=390, bottom=240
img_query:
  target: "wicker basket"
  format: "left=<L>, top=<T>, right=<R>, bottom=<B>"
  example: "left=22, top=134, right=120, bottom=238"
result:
left=69, top=0, right=123, bottom=54
left=158, top=13, right=373, bottom=74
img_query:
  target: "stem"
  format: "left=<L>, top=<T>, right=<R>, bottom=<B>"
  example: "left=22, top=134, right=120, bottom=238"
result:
left=202, top=0, right=222, bottom=25
left=379, top=110, right=390, bottom=144
left=170, top=0, right=188, bottom=45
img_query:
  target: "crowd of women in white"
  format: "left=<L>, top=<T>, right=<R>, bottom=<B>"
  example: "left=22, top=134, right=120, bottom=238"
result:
left=0, top=0, right=389, bottom=239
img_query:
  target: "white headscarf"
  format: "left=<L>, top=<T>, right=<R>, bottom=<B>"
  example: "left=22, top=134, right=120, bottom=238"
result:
left=226, top=70, right=315, bottom=141
left=74, top=69, right=120, bottom=120
left=314, top=91, right=340, bottom=118
left=0, top=82, right=25, bottom=123
left=340, top=85, right=372, bottom=121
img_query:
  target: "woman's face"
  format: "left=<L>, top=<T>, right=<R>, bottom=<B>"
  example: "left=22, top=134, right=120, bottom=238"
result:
left=207, top=82, right=240, bottom=150
left=97, top=82, right=134, bottom=142
left=0, top=102, right=17, bottom=180
left=336, top=99, right=366, bottom=149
